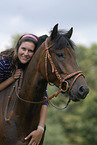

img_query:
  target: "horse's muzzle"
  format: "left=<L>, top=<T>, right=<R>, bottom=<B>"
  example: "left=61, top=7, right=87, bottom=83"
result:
left=70, top=85, right=89, bottom=101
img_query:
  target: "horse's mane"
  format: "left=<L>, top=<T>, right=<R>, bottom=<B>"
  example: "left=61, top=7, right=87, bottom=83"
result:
left=37, top=31, right=75, bottom=51
left=51, top=30, right=75, bottom=50
left=36, top=35, right=48, bottom=51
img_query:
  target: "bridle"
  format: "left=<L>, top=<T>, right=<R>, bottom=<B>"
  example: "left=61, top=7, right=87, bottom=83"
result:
left=5, top=37, right=85, bottom=121
left=44, top=38, right=85, bottom=109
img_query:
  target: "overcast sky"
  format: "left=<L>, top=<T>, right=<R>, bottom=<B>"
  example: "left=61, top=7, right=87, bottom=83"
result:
left=0, top=0, right=97, bottom=52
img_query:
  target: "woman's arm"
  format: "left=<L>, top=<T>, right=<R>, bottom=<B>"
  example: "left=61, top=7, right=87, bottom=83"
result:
left=0, top=76, right=15, bottom=91
left=0, top=69, right=22, bottom=91
left=38, top=104, right=47, bottom=128
left=25, top=105, right=47, bottom=145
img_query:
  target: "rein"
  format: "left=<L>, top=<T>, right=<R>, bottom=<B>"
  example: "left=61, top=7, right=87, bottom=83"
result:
left=4, top=73, right=23, bottom=121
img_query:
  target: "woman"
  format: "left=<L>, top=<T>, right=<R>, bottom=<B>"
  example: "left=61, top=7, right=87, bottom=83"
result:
left=0, top=34, right=48, bottom=145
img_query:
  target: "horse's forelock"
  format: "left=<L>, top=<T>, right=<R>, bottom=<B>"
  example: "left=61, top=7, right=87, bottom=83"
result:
left=50, top=30, right=75, bottom=50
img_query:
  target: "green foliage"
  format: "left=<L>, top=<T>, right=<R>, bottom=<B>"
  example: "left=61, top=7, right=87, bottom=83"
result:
left=76, top=44, right=97, bottom=91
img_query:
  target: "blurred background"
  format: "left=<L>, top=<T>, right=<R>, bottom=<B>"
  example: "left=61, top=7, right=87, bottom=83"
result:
left=0, top=0, right=97, bottom=144
left=0, top=0, right=97, bottom=51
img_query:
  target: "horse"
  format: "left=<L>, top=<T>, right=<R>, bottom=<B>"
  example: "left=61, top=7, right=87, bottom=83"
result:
left=0, top=24, right=89, bottom=145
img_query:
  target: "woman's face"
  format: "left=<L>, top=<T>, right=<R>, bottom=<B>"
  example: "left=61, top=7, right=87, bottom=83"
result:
left=18, top=41, right=35, bottom=64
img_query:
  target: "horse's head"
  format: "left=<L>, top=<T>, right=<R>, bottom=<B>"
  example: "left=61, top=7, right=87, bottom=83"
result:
left=39, top=24, right=89, bottom=102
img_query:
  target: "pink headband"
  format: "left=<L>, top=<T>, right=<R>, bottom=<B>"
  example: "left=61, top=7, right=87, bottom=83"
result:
left=21, top=34, right=38, bottom=41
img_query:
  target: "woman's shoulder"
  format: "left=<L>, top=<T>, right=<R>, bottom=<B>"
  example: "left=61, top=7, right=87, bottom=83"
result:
left=0, top=56, right=11, bottom=68
left=0, top=56, right=5, bottom=64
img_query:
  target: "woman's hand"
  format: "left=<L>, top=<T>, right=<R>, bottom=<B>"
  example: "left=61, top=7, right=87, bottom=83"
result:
left=12, top=69, right=22, bottom=80
left=25, top=128, right=44, bottom=145
left=0, top=69, right=23, bottom=91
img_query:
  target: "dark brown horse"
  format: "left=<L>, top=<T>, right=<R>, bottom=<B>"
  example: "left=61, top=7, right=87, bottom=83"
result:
left=0, top=24, right=89, bottom=145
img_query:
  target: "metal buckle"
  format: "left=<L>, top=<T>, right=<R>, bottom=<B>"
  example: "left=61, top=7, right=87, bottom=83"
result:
left=59, top=81, right=69, bottom=92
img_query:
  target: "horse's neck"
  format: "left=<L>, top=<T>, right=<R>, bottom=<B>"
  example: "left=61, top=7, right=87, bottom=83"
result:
left=14, top=70, right=47, bottom=133
left=20, top=48, right=47, bottom=101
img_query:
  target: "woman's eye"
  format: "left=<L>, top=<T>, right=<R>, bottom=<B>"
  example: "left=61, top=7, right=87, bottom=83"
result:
left=21, top=47, right=26, bottom=51
left=28, top=50, right=34, bottom=53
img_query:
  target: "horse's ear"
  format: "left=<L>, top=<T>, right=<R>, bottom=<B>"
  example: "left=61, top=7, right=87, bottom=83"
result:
left=65, top=27, right=73, bottom=39
left=51, top=24, right=58, bottom=40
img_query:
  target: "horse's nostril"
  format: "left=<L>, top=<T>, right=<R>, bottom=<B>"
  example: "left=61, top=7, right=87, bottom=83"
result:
left=78, top=86, right=89, bottom=98
left=79, top=86, right=84, bottom=93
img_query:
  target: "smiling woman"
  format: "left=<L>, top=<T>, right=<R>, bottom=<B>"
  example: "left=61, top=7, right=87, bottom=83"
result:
left=0, top=34, right=38, bottom=83
left=17, top=41, right=35, bottom=64
left=0, top=34, right=48, bottom=145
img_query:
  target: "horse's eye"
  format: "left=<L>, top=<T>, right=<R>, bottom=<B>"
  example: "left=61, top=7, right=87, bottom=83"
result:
left=56, top=52, right=65, bottom=58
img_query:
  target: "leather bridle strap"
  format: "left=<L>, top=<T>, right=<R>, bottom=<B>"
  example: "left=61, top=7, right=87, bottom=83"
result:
left=68, top=72, right=84, bottom=96
left=16, top=82, right=63, bottom=104
left=45, top=38, right=56, bottom=82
